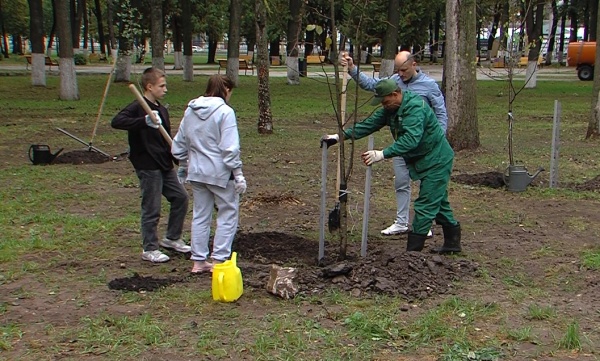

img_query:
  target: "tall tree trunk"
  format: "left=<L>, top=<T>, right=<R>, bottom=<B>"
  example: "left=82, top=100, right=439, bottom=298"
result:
left=380, top=0, right=399, bottom=77
left=82, top=0, right=88, bottom=54
left=443, top=0, right=479, bottom=150
left=488, top=1, right=501, bottom=61
left=172, top=15, right=183, bottom=70
left=498, top=0, right=510, bottom=50
left=524, top=0, right=544, bottom=88
left=150, top=0, right=164, bottom=70
left=545, top=0, right=559, bottom=66
left=207, top=37, right=217, bottom=63
left=286, top=0, right=302, bottom=85
left=106, top=0, right=116, bottom=55
left=585, top=2, right=600, bottom=138
left=433, top=9, right=441, bottom=62
left=558, top=0, right=568, bottom=63
left=56, top=0, right=79, bottom=100
left=227, top=0, right=241, bottom=86
left=304, top=29, right=314, bottom=57
left=0, top=0, right=9, bottom=58
left=70, top=0, right=82, bottom=50
left=28, top=0, right=46, bottom=86
left=256, top=0, right=273, bottom=134
left=46, top=0, right=57, bottom=56
left=590, top=0, right=598, bottom=41
left=568, top=3, right=578, bottom=42
left=93, top=0, right=105, bottom=55
left=181, top=0, right=193, bottom=81
left=114, top=1, right=134, bottom=82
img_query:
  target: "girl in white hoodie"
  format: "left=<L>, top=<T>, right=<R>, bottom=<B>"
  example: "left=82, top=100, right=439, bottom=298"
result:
left=172, top=75, right=246, bottom=273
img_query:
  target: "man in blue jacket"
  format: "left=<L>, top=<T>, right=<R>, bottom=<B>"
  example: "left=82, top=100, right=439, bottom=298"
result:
left=321, top=79, right=460, bottom=253
left=340, top=51, right=447, bottom=237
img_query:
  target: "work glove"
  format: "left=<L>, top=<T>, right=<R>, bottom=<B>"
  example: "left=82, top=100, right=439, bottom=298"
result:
left=177, top=160, right=188, bottom=184
left=362, top=150, right=384, bottom=166
left=145, top=110, right=162, bottom=129
left=232, top=168, right=247, bottom=194
left=320, top=134, right=339, bottom=148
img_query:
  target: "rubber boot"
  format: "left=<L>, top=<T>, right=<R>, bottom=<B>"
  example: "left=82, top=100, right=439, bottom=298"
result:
left=406, top=232, right=427, bottom=252
left=431, top=223, right=462, bottom=254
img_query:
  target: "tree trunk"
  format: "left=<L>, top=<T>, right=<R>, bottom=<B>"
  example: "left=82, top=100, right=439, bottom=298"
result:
left=590, top=0, right=598, bottom=41
left=70, top=0, right=82, bottom=50
left=82, top=0, right=88, bottom=54
left=545, top=0, right=559, bottom=66
left=207, top=37, right=217, bottom=63
left=524, top=0, right=544, bottom=89
left=380, top=0, right=399, bottom=77
left=443, top=0, right=479, bottom=150
left=28, top=0, right=46, bottom=86
left=106, top=0, right=116, bottom=54
left=150, top=0, right=164, bottom=70
left=558, top=0, right=568, bottom=63
left=114, top=3, right=133, bottom=83
left=93, top=0, right=105, bottom=55
left=172, top=15, right=183, bottom=70
left=304, top=29, right=314, bottom=57
left=256, top=0, right=273, bottom=134
left=181, top=0, right=193, bottom=81
left=0, top=0, right=9, bottom=58
left=286, top=0, right=302, bottom=85
left=56, top=0, right=79, bottom=100
left=568, top=4, right=578, bottom=42
left=227, top=0, right=241, bottom=86
left=585, top=3, right=600, bottom=138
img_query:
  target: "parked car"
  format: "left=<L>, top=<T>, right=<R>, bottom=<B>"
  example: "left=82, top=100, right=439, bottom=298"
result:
left=567, top=41, right=596, bottom=81
left=192, top=46, right=203, bottom=53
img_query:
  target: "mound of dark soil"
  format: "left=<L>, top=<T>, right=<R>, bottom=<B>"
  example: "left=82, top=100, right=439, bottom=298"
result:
left=53, top=150, right=110, bottom=164
left=452, top=172, right=505, bottom=189
left=108, top=273, right=186, bottom=292
left=564, top=175, right=600, bottom=192
left=233, top=232, right=478, bottom=301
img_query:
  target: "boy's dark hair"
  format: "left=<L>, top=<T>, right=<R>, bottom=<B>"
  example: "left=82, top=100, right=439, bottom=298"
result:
left=204, top=75, right=235, bottom=101
left=141, top=67, right=166, bottom=91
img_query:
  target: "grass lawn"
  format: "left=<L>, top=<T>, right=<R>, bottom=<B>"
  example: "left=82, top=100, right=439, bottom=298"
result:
left=0, top=72, right=599, bottom=360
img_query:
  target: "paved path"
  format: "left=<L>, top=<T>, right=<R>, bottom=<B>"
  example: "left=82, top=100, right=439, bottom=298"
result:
left=0, top=62, right=580, bottom=82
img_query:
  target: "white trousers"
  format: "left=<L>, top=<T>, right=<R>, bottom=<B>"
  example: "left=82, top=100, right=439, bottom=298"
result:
left=393, top=156, right=411, bottom=225
left=189, top=180, right=239, bottom=262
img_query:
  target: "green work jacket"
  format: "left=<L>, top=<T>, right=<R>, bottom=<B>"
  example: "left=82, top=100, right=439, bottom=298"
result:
left=343, top=90, right=454, bottom=180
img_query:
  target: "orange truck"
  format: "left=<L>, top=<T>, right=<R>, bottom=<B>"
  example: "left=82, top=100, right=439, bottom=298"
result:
left=567, top=41, right=596, bottom=81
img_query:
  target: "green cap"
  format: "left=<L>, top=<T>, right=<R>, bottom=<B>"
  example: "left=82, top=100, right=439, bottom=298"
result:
left=370, top=79, right=399, bottom=105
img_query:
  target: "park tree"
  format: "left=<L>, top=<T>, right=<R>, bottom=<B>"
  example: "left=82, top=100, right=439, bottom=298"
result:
left=226, top=0, right=241, bottom=86
left=91, top=0, right=106, bottom=55
left=149, top=0, right=164, bottom=70
left=380, top=0, right=399, bottom=76
left=1, top=0, right=29, bottom=55
left=256, top=0, right=273, bottom=134
left=28, top=0, right=46, bottom=86
left=56, top=0, right=79, bottom=99
left=443, top=0, right=479, bottom=150
left=523, top=0, right=544, bottom=88
left=114, top=0, right=139, bottom=82
left=181, top=0, right=193, bottom=81
left=585, top=4, right=600, bottom=139
left=285, top=0, right=303, bottom=85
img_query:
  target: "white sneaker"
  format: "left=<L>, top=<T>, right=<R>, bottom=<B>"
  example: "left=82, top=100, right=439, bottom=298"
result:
left=142, top=250, right=170, bottom=263
left=427, top=229, right=433, bottom=238
left=381, top=222, right=409, bottom=235
left=159, top=238, right=191, bottom=253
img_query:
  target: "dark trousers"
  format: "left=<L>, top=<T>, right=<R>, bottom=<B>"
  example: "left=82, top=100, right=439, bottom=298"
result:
left=136, top=169, right=189, bottom=251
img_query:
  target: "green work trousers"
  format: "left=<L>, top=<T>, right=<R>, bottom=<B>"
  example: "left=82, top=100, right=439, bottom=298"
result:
left=411, top=158, right=458, bottom=235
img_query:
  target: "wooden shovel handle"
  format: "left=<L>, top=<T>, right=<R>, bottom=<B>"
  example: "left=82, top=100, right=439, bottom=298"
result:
left=336, top=65, right=349, bottom=199
left=127, top=83, right=173, bottom=146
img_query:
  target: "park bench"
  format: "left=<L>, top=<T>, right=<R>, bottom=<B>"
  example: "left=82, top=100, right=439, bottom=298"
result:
left=218, top=58, right=254, bottom=75
left=306, top=55, right=325, bottom=64
left=371, top=61, right=381, bottom=77
left=24, top=55, right=59, bottom=70
left=88, top=53, right=108, bottom=63
left=518, top=56, right=544, bottom=68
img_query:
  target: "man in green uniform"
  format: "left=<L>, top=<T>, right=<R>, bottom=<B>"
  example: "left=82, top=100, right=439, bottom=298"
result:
left=321, top=79, right=461, bottom=253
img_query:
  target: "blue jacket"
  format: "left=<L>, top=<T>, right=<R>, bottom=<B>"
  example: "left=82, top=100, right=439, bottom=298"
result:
left=349, top=67, right=448, bottom=132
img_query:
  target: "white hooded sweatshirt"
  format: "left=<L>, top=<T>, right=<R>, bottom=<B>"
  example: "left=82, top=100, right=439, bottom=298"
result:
left=171, top=96, right=242, bottom=188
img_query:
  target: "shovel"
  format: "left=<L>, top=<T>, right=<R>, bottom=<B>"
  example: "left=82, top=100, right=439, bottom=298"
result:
left=328, top=64, right=348, bottom=233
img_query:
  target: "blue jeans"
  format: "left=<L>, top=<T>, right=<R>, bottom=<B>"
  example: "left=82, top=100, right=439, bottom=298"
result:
left=393, top=156, right=411, bottom=225
left=136, top=169, right=189, bottom=252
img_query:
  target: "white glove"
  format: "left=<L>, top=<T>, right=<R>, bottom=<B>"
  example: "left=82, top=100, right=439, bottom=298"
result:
left=145, top=110, right=162, bottom=129
left=320, top=134, right=339, bottom=148
left=177, top=160, right=188, bottom=184
left=232, top=168, right=247, bottom=194
left=361, top=150, right=384, bottom=166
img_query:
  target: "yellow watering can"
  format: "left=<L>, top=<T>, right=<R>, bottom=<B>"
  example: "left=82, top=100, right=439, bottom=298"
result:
left=212, top=252, right=243, bottom=302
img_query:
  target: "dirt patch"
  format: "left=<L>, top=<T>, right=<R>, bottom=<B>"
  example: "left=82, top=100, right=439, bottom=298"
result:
left=564, top=174, right=600, bottom=192
left=452, top=171, right=505, bottom=189
left=108, top=273, right=187, bottom=292
left=53, top=149, right=111, bottom=164
left=233, top=231, right=478, bottom=301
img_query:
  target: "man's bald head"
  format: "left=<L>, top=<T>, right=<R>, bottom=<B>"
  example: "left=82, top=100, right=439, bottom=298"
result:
left=394, top=51, right=418, bottom=82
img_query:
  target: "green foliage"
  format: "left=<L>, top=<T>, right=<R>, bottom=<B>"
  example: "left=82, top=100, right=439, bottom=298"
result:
left=558, top=322, right=582, bottom=351
left=526, top=303, right=556, bottom=320
left=74, top=53, right=87, bottom=65
left=2, top=0, right=29, bottom=36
